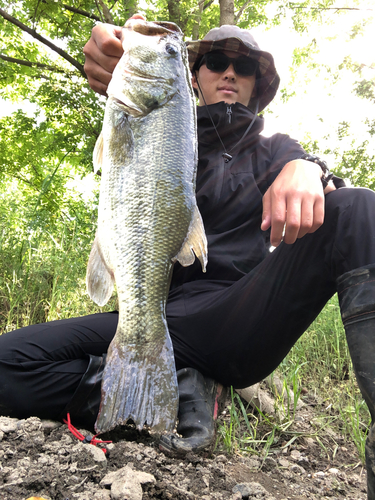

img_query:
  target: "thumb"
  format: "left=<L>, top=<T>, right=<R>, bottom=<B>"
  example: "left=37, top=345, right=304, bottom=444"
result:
left=261, top=189, right=271, bottom=231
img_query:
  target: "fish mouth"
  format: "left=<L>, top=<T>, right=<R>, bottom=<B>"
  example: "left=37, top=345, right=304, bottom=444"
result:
left=124, top=19, right=182, bottom=38
left=122, top=68, right=169, bottom=83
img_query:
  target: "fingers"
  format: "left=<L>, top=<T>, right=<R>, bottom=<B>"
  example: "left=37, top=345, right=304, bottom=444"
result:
left=284, top=194, right=324, bottom=243
left=261, top=190, right=271, bottom=232
left=306, top=194, right=325, bottom=234
left=261, top=160, right=326, bottom=247
left=265, top=191, right=287, bottom=247
left=83, top=23, right=124, bottom=95
left=265, top=192, right=325, bottom=247
left=92, top=25, right=124, bottom=60
left=83, top=50, right=114, bottom=96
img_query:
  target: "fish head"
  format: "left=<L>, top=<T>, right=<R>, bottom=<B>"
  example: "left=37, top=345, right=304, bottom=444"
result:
left=107, top=20, right=187, bottom=117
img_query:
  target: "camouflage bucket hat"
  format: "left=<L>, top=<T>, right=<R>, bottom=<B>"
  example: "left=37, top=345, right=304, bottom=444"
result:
left=186, top=25, right=280, bottom=112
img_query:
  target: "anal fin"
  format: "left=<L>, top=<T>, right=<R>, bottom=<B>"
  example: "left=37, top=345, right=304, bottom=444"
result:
left=86, top=234, right=115, bottom=306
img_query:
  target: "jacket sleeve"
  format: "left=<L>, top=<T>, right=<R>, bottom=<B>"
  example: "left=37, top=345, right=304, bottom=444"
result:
left=254, top=133, right=305, bottom=195
left=254, top=133, right=345, bottom=194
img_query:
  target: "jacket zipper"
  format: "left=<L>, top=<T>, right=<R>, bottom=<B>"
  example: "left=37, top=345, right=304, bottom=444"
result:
left=226, top=105, right=232, bottom=124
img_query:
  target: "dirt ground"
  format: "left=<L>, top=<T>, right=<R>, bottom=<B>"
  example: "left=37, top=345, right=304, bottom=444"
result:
left=0, top=395, right=369, bottom=500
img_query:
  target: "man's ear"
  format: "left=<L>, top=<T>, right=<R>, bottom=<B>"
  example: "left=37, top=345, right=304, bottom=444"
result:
left=191, top=72, right=198, bottom=90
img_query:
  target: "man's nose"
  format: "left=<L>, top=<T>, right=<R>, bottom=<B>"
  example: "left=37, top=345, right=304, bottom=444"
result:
left=222, top=63, right=236, bottom=79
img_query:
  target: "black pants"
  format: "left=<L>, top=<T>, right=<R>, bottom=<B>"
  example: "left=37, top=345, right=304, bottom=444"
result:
left=1, top=187, right=375, bottom=421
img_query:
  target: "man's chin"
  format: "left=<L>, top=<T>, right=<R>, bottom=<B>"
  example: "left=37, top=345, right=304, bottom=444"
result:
left=221, top=96, right=237, bottom=105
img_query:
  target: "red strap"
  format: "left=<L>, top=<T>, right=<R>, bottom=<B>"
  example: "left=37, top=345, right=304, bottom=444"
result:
left=63, top=413, right=112, bottom=453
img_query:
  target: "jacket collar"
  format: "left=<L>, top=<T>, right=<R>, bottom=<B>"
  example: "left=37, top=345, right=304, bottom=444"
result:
left=197, top=101, right=264, bottom=148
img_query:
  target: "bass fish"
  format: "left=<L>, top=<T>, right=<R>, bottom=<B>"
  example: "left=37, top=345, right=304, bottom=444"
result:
left=86, top=18, right=207, bottom=434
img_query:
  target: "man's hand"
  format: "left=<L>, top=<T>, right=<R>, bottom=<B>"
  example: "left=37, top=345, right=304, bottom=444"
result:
left=83, top=23, right=124, bottom=95
left=261, top=159, right=336, bottom=247
left=83, top=15, right=146, bottom=95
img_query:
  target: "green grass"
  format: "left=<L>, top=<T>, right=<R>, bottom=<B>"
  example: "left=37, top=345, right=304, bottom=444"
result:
left=0, top=226, right=115, bottom=332
left=217, top=296, right=371, bottom=464
left=0, top=175, right=117, bottom=332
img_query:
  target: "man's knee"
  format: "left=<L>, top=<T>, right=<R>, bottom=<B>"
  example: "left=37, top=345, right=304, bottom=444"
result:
left=325, top=187, right=375, bottom=227
left=326, top=186, right=375, bottom=210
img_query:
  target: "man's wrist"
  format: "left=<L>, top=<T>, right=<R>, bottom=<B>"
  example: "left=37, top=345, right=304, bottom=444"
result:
left=300, top=153, right=334, bottom=190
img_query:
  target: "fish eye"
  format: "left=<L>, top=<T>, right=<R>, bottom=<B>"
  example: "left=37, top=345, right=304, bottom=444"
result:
left=165, top=44, right=178, bottom=55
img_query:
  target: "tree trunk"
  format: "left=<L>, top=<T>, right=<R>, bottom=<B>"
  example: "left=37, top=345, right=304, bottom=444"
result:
left=219, top=0, right=234, bottom=25
left=123, top=0, right=139, bottom=20
left=191, top=0, right=204, bottom=40
left=168, top=0, right=181, bottom=26
left=167, top=0, right=189, bottom=34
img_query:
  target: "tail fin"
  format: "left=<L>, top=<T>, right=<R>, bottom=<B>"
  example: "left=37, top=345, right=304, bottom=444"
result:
left=94, top=334, right=178, bottom=435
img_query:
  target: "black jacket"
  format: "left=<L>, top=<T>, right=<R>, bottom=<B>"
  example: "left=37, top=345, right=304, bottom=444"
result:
left=170, top=101, right=333, bottom=289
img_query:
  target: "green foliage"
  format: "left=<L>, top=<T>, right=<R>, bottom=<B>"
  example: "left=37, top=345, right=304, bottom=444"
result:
left=235, top=0, right=270, bottom=30
left=292, top=38, right=318, bottom=67
left=0, top=169, right=100, bottom=329
left=339, top=382, right=370, bottom=463
left=355, top=78, right=375, bottom=102
left=301, top=118, right=375, bottom=191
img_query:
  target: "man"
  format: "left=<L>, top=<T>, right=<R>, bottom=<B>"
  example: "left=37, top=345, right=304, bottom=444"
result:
left=1, top=18, right=375, bottom=499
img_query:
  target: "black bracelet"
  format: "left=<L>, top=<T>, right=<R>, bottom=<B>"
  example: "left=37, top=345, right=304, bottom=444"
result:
left=300, top=153, right=334, bottom=190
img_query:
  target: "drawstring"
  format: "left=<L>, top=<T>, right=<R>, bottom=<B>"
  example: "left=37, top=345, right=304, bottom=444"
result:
left=63, top=413, right=112, bottom=453
left=195, top=75, right=259, bottom=163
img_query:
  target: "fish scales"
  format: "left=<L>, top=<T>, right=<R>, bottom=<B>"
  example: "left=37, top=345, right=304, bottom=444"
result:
left=86, top=19, right=207, bottom=434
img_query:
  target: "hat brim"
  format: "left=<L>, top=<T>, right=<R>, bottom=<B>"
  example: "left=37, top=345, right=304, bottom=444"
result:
left=186, top=37, right=280, bottom=112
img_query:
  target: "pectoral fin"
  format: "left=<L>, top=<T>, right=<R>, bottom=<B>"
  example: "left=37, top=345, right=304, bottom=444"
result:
left=174, top=205, right=208, bottom=271
left=86, top=234, right=115, bottom=306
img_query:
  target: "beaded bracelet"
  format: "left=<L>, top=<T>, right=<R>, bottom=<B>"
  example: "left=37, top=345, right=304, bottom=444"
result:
left=300, top=153, right=334, bottom=190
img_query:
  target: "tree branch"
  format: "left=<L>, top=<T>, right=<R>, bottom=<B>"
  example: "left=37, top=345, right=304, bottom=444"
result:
left=0, top=54, right=77, bottom=76
left=235, top=0, right=252, bottom=23
left=97, top=0, right=115, bottom=24
left=203, top=0, right=214, bottom=11
left=61, top=3, right=101, bottom=22
left=109, top=0, right=120, bottom=11
left=0, top=8, right=86, bottom=79
left=191, top=0, right=205, bottom=39
left=288, top=5, right=373, bottom=11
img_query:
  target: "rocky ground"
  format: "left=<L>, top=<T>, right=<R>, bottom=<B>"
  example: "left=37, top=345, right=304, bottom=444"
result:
left=0, top=395, right=369, bottom=500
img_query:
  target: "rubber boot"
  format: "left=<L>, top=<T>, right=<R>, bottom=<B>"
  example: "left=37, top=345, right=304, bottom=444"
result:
left=159, top=367, right=227, bottom=456
left=337, top=264, right=375, bottom=500
left=59, top=354, right=106, bottom=432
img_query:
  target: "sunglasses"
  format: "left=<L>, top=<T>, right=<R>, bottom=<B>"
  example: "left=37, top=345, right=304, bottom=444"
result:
left=198, top=52, right=258, bottom=77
